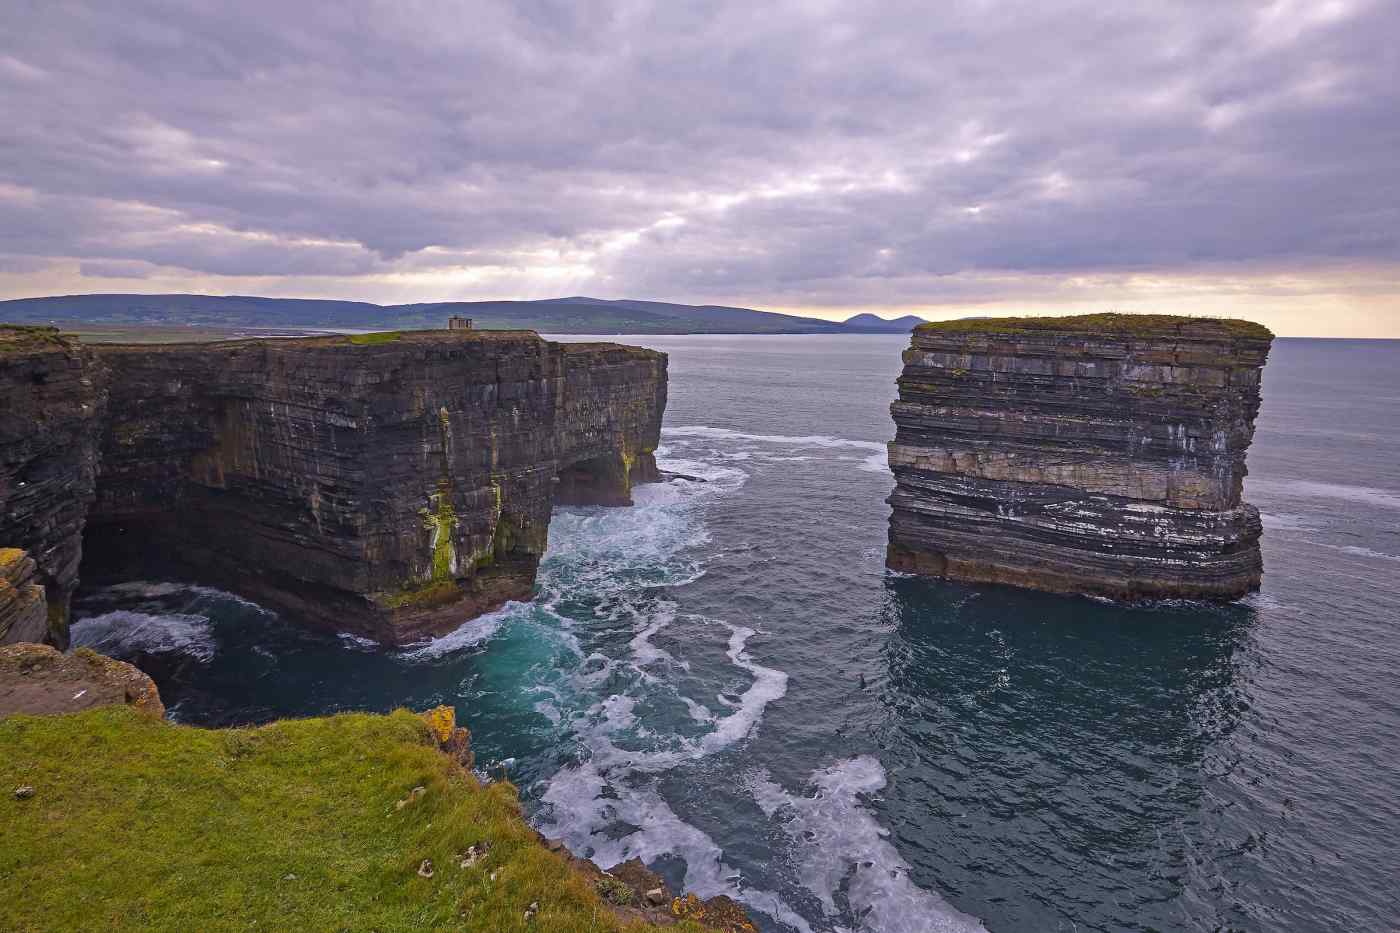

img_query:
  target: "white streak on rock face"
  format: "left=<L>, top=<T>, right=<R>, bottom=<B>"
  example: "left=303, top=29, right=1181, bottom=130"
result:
left=748, top=757, right=987, bottom=933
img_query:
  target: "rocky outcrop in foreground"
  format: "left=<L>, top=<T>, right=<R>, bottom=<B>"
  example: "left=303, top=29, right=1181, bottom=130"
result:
left=0, top=642, right=164, bottom=718
left=887, top=314, right=1273, bottom=601
left=0, top=325, right=665, bottom=645
left=0, top=549, right=49, bottom=646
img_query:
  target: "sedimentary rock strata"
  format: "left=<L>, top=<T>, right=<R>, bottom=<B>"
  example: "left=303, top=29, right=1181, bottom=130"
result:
left=0, top=326, right=665, bottom=645
left=886, top=314, right=1273, bottom=601
left=0, top=549, right=49, bottom=646
left=0, top=327, right=106, bottom=647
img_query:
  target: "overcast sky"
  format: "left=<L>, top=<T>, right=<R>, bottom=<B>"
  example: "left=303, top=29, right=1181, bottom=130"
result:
left=2, top=1, right=1398, bottom=335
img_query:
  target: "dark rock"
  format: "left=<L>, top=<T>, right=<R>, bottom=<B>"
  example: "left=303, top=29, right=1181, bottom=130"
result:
left=610, top=857, right=669, bottom=900
left=0, top=327, right=107, bottom=648
left=887, top=314, right=1273, bottom=601
left=0, top=327, right=665, bottom=645
left=0, top=642, right=164, bottom=718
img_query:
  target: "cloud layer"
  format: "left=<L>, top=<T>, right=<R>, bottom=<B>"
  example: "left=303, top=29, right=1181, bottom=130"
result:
left=2, top=0, right=1398, bottom=333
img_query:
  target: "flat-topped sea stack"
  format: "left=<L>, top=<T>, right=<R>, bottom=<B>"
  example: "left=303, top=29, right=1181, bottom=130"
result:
left=886, top=313, right=1274, bottom=601
left=0, top=325, right=666, bottom=645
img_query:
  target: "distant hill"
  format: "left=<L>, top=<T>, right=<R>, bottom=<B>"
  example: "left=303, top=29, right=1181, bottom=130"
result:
left=0, top=294, right=926, bottom=335
left=841, top=313, right=928, bottom=333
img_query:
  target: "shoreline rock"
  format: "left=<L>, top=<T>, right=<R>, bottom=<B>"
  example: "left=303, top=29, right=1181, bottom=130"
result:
left=886, top=313, right=1274, bottom=601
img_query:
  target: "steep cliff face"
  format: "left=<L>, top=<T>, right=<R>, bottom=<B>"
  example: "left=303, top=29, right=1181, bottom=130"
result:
left=886, top=314, right=1273, bottom=601
left=77, top=330, right=665, bottom=643
left=0, top=327, right=106, bottom=647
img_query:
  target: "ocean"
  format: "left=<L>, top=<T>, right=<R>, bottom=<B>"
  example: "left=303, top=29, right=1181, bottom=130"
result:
left=71, top=335, right=1400, bottom=932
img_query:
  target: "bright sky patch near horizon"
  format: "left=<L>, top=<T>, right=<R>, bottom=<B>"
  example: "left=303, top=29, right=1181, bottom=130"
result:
left=1, top=1, right=1397, bottom=337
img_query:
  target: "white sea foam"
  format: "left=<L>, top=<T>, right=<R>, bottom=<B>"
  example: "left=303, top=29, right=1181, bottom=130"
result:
left=663, top=425, right=892, bottom=477
left=1248, top=478, right=1400, bottom=511
left=336, top=632, right=380, bottom=650
left=397, top=601, right=519, bottom=660
left=538, top=757, right=813, bottom=933
left=525, top=438, right=818, bottom=929
left=697, top=623, right=789, bottom=755
left=1259, top=511, right=1316, bottom=532
left=859, top=449, right=890, bottom=473
left=70, top=610, right=218, bottom=662
left=749, top=757, right=987, bottom=932
left=629, top=605, right=685, bottom=672
left=1321, top=544, right=1400, bottom=563
left=92, top=580, right=276, bottom=613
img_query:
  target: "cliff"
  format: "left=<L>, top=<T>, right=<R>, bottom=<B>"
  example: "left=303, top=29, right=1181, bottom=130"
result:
left=0, top=327, right=106, bottom=647
left=886, top=314, right=1273, bottom=601
left=0, top=326, right=665, bottom=646
left=1, top=701, right=748, bottom=932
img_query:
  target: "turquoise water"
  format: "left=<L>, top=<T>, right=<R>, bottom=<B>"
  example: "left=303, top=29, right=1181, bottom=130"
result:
left=73, top=336, right=1400, bottom=931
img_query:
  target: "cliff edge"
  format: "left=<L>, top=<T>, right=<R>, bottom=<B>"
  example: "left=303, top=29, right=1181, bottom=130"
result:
left=886, top=313, right=1273, bottom=601
left=0, top=325, right=666, bottom=646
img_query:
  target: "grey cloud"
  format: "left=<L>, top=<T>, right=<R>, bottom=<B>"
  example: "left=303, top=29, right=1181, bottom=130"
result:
left=0, top=0, right=1396, bottom=305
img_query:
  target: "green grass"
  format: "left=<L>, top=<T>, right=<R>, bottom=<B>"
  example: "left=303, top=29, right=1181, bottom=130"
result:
left=348, top=330, right=404, bottom=345
left=0, top=324, right=75, bottom=351
left=917, top=312, right=1273, bottom=339
left=0, top=707, right=680, bottom=933
left=373, top=579, right=463, bottom=610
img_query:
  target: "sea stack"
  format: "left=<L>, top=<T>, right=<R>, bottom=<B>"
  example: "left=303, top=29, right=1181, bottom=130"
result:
left=886, top=314, right=1274, bottom=601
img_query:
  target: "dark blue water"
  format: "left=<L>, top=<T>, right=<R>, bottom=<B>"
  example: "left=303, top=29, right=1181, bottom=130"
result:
left=72, top=336, right=1400, bottom=932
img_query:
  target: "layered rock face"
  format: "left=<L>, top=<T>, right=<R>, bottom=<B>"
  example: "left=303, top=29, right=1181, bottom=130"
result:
left=0, top=326, right=663, bottom=646
left=81, top=331, right=665, bottom=643
left=0, top=327, right=106, bottom=647
left=0, top=549, right=49, bottom=646
left=886, top=314, right=1273, bottom=601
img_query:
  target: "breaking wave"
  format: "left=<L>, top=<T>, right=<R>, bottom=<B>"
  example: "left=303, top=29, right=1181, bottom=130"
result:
left=70, top=610, right=218, bottom=662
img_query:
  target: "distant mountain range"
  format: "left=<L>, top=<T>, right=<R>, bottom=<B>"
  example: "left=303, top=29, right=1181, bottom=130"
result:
left=0, top=294, right=928, bottom=335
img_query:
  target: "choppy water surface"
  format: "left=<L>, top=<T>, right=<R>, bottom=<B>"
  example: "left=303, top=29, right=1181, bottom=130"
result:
left=74, top=336, right=1400, bottom=932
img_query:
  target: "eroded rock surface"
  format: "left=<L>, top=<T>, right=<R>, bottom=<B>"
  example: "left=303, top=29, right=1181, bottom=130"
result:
left=0, top=327, right=106, bottom=647
left=0, top=326, right=665, bottom=645
left=0, top=642, right=164, bottom=718
left=887, top=314, right=1273, bottom=601
left=0, top=549, right=48, bottom=646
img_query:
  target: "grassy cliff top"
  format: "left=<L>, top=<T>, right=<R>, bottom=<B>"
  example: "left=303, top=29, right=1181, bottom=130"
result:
left=0, top=323, right=77, bottom=352
left=917, top=313, right=1273, bottom=340
left=0, top=707, right=690, bottom=932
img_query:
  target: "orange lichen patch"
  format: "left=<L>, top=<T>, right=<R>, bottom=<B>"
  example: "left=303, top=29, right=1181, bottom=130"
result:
left=670, top=893, right=756, bottom=933
left=0, top=548, right=27, bottom=573
left=420, top=704, right=457, bottom=745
